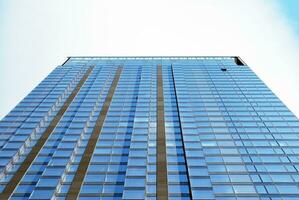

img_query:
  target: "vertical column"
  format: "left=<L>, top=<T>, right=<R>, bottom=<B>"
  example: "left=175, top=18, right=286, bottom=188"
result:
left=156, top=65, right=168, bottom=199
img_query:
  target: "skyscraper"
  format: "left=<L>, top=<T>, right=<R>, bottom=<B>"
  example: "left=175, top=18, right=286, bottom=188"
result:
left=1, top=56, right=299, bottom=200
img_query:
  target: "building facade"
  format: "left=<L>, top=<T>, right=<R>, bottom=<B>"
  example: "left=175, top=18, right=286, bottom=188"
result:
left=1, top=56, right=299, bottom=200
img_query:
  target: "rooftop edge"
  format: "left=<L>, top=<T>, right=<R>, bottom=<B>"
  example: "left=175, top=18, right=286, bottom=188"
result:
left=62, top=56, right=246, bottom=66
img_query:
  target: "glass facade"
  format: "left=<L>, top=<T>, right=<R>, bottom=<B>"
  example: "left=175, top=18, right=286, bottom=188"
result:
left=1, top=56, right=299, bottom=200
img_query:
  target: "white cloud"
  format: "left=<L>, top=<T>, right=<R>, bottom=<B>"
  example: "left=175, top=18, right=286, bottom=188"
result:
left=1, top=0, right=299, bottom=118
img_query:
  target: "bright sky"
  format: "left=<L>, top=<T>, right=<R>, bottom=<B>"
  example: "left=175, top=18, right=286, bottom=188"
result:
left=0, top=0, right=299, bottom=119
left=279, top=0, right=299, bottom=35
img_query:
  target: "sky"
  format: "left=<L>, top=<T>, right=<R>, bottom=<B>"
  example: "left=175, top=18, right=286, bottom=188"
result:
left=0, top=0, right=299, bottom=119
left=278, top=0, right=299, bottom=35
